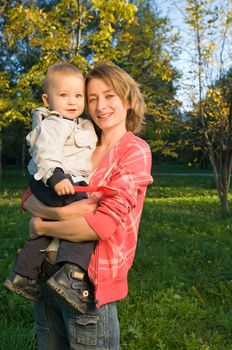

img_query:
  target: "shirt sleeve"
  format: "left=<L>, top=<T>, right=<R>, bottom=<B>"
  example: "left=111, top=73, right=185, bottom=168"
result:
left=85, top=141, right=153, bottom=240
left=47, top=167, right=70, bottom=189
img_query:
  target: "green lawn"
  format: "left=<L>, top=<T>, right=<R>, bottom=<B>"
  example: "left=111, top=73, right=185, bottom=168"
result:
left=0, top=169, right=232, bottom=350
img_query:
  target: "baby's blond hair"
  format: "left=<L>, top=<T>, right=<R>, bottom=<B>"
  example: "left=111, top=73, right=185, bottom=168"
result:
left=43, top=62, right=83, bottom=94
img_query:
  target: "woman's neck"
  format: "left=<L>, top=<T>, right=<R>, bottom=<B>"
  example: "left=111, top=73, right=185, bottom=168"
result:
left=100, top=129, right=127, bottom=151
left=91, top=129, right=127, bottom=170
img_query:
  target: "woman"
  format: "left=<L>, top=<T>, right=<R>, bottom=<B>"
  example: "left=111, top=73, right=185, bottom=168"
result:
left=23, top=63, right=153, bottom=350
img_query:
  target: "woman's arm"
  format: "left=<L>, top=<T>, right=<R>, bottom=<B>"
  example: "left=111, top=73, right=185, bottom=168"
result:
left=29, top=216, right=99, bottom=242
left=23, top=194, right=98, bottom=221
left=24, top=194, right=99, bottom=242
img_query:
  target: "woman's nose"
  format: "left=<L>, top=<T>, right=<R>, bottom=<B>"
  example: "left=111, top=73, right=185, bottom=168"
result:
left=96, top=97, right=106, bottom=111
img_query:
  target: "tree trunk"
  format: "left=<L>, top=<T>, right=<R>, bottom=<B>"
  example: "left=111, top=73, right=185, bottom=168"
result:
left=75, top=0, right=82, bottom=55
left=209, top=149, right=231, bottom=215
left=220, top=190, right=229, bottom=215
left=0, top=128, right=2, bottom=181
left=213, top=177, right=229, bottom=215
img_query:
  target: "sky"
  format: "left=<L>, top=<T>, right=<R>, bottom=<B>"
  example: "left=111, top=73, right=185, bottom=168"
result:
left=154, top=0, right=232, bottom=111
left=154, top=0, right=195, bottom=110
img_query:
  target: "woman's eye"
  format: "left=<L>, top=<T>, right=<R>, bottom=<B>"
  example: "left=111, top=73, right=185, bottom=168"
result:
left=88, top=98, right=96, bottom=103
left=106, top=94, right=114, bottom=99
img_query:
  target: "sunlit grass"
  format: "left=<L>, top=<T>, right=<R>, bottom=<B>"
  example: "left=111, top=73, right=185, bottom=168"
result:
left=1, top=169, right=232, bottom=350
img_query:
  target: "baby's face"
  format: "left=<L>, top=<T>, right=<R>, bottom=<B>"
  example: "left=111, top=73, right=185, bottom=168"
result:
left=43, top=73, right=85, bottom=120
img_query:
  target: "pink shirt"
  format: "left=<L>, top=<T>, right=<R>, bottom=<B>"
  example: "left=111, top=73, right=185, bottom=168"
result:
left=85, top=132, right=153, bottom=306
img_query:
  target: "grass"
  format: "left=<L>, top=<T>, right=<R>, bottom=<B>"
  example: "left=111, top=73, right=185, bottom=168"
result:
left=0, top=169, right=232, bottom=350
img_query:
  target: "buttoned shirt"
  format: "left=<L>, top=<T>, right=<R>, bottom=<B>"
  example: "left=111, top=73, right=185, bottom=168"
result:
left=26, top=107, right=98, bottom=185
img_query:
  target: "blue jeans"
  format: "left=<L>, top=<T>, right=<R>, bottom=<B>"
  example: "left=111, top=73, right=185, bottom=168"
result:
left=34, top=281, right=120, bottom=350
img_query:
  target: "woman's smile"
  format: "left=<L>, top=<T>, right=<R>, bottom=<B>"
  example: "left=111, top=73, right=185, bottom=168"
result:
left=97, top=112, right=113, bottom=119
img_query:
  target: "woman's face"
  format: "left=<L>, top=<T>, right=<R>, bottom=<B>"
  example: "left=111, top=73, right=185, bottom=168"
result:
left=87, top=78, right=130, bottom=134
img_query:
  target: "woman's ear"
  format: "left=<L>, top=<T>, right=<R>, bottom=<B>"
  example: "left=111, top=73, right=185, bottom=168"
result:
left=42, top=94, right=49, bottom=107
left=125, top=100, right=131, bottom=110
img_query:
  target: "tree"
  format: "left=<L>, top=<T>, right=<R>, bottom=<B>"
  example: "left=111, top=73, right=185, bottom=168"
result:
left=3, top=0, right=137, bottom=77
left=186, top=72, right=232, bottom=214
left=1, top=0, right=181, bottom=170
left=117, top=0, right=181, bottom=157
left=0, top=0, right=138, bottom=172
left=181, top=0, right=232, bottom=214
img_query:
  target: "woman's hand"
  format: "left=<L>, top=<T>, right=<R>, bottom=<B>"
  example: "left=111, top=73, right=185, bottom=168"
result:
left=29, top=217, right=44, bottom=239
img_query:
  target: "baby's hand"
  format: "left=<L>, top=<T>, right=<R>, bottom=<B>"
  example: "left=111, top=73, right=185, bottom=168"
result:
left=54, top=179, right=75, bottom=196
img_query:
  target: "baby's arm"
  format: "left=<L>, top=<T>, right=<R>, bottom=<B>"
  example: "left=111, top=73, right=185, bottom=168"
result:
left=46, top=167, right=75, bottom=196
left=54, top=178, right=75, bottom=196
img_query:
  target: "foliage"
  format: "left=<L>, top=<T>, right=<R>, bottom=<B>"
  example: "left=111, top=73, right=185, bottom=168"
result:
left=0, top=0, right=180, bottom=168
left=0, top=169, right=232, bottom=349
left=179, top=0, right=232, bottom=214
left=117, top=0, right=181, bottom=155
left=192, top=72, right=232, bottom=213
left=1, top=0, right=137, bottom=115
left=177, top=0, right=232, bottom=109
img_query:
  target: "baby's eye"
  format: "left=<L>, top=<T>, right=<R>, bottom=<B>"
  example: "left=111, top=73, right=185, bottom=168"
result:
left=76, top=94, right=82, bottom=98
left=60, top=93, right=67, bottom=97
